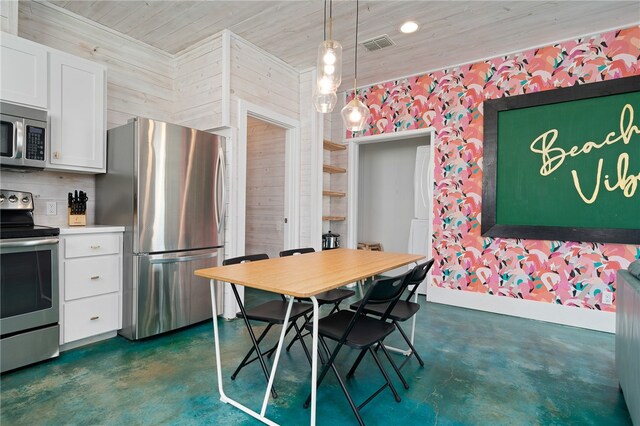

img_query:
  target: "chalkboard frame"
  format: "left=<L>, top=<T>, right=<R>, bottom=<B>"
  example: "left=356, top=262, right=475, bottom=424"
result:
left=481, top=75, right=640, bottom=244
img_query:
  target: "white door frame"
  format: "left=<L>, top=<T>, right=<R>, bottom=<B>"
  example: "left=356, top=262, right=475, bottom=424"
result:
left=345, top=127, right=436, bottom=288
left=236, top=100, right=301, bottom=258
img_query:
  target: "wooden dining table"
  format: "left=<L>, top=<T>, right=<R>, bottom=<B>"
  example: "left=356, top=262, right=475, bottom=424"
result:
left=194, top=248, right=425, bottom=426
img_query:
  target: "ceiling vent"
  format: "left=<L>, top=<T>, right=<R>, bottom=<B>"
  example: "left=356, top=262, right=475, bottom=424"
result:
left=360, top=34, right=395, bottom=52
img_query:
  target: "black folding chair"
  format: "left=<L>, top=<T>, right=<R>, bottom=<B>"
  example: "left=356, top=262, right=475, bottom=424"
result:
left=224, top=254, right=313, bottom=398
left=280, top=247, right=355, bottom=313
left=350, top=259, right=434, bottom=372
left=279, top=247, right=356, bottom=352
left=303, top=271, right=413, bottom=426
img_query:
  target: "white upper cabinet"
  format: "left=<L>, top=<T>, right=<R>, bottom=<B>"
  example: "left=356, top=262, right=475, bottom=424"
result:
left=48, top=50, right=106, bottom=173
left=0, top=32, right=48, bottom=109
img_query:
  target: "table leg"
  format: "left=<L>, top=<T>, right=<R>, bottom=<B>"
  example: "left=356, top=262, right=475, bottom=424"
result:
left=260, top=296, right=294, bottom=416
left=310, top=296, right=319, bottom=426
left=208, top=279, right=279, bottom=426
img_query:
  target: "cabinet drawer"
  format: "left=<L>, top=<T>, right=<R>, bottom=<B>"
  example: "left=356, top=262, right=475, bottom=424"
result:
left=64, top=255, right=119, bottom=301
left=63, top=293, right=119, bottom=343
left=65, top=234, right=120, bottom=258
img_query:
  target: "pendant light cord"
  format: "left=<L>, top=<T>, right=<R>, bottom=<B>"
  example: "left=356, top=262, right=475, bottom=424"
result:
left=323, top=0, right=327, bottom=41
left=328, top=0, right=332, bottom=41
left=354, top=0, right=359, bottom=94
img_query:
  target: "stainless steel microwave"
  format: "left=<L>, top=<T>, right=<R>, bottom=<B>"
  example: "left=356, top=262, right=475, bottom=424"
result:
left=0, top=102, right=47, bottom=170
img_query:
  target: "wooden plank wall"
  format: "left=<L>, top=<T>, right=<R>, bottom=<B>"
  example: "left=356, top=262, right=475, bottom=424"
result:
left=4, top=1, right=175, bottom=226
left=245, top=116, right=285, bottom=259
left=229, top=34, right=300, bottom=123
left=4, top=4, right=318, bottom=246
left=18, top=1, right=174, bottom=129
left=0, top=0, right=18, bottom=34
left=173, top=33, right=224, bottom=130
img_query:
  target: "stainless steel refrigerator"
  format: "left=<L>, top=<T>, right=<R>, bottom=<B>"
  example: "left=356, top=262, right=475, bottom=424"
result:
left=96, top=117, right=226, bottom=340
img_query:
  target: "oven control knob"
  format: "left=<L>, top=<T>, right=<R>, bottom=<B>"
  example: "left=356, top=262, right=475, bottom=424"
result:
left=8, top=195, right=18, bottom=203
left=22, top=197, right=30, bottom=204
left=0, top=194, right=5, bottom=203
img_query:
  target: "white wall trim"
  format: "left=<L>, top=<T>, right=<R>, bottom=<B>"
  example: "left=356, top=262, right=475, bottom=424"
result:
left=346, top=140, right=359, bottom=249
left=346, top=128, right=435, bottom=249
left=236, top=100, right=301, bottom=255
left=309, top=69, right=323, bottom=251
left=344, top=127, right=436, bottom=145
left=427, top=286, right=615, bottom=333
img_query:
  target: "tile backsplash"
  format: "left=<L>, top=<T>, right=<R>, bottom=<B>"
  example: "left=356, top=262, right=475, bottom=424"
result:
left=1, top=170, right=95, bottom=226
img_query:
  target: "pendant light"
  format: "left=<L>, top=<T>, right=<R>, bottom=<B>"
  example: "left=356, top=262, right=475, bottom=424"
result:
left=313, top=0, right=341, bottom=113
left=341, top=0, right=370, bottom=132
left=316, top=0, right=342, bottom=94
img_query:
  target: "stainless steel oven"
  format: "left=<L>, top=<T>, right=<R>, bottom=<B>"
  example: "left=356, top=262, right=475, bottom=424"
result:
left=0, top=190, right=60, bottom=373
left=0, top=102, right=47, bottom=170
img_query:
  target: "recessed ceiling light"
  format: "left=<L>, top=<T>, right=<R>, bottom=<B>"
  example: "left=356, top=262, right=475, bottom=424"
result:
left=400, top=21, right=419, bottom=34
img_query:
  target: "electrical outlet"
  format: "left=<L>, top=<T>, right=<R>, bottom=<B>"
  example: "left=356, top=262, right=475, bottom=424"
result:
left=46, top=202, right=57, bottom=216
left=601, top=290, right=613, bottom=305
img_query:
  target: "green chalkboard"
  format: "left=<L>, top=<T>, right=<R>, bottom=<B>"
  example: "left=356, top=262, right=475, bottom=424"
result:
left=482, top=76, right=640, bottom=244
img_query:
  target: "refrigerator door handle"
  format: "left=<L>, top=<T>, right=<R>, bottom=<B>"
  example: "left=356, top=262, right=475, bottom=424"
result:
left=148, top=251, right=219, bottom=264
left=217, top=139, right=227, bottom=234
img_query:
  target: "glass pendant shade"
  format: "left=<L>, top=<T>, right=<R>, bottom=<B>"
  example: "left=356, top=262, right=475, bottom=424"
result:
left=313, top=88, right=337, bottom=113
left=316, top=40, right=342, bottom=94
left=340, top=97, right=370, bottom=132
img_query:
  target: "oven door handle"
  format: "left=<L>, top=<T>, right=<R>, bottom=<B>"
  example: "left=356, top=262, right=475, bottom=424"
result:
left=0, top=238, right=59, bottom=248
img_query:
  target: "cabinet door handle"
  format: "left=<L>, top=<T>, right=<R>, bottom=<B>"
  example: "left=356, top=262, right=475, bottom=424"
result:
left=90, top=316, right=100, bottom=321
left=90, top=275, right=100, bottom=280
left=90, top=245, right=101, bottom=249
left=53, top=151, right=60, bottom=159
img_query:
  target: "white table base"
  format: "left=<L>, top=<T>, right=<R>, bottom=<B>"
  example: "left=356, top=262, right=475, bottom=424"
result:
left=209, top=280, right=319, bottom=426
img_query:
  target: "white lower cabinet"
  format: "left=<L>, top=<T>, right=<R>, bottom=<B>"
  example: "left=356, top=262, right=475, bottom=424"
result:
left=63, top=293, right=119, bottom=343
left=59, top=227, right=123, bottom=350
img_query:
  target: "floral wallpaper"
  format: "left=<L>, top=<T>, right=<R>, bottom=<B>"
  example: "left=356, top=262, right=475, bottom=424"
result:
left=348, top=26, right=640, bottom=312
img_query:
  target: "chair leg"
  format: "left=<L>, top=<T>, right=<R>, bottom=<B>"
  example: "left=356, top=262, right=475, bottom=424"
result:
left=231, top=323, right=278, bottom=399
left=286, top=312, right=312, bottom=352
left=292, top=321, right=312, bottom=364
left=368, top=346, right=402, bottom=403
left=346, top=348, right=368, bottom=378
left=229, top=284, right=278, bottom=398
left=395, top=321, right=424, bottom=368
left=304, top=337, right=366, bottom=426
left=379, top=343, right=410, bottom=390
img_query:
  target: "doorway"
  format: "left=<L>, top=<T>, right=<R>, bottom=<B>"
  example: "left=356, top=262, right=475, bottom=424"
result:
left=347, top=129, right=435, bottom=294
left=245, top=116, right=286, bottom=258
left=235, top=100, right=301, bottom=258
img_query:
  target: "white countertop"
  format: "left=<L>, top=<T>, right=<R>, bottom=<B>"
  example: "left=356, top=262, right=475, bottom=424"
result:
left=59, top=225, right=125, bottom=235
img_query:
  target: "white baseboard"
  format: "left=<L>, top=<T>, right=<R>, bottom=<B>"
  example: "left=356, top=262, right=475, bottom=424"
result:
left=426, top=285, right=615, bottom=333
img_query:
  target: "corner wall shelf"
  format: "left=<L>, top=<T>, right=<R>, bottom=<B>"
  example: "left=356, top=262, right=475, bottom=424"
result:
left=322, top=216, right=346, bottom=221
left=323, top=190, right=346, bottom=197
left=323, top=140, right=346, bottom=151
left=323, top=164, right=346, bottom=174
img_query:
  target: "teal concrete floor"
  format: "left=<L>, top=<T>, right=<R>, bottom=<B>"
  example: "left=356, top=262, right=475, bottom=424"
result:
left=1, top=288, right=632, bottom=425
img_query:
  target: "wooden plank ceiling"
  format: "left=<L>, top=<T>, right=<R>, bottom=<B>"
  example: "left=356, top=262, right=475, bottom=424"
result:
left=49, top=1, right=640, bottom=87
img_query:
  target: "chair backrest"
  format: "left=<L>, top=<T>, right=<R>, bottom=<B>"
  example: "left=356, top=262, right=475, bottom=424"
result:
left=405, top=258, right=435, bottom=300
left=223, top=253, right=269, bottom=266
left=279, top=247, right=315, bottom=257
left=357, top=270, right=413, bottom=321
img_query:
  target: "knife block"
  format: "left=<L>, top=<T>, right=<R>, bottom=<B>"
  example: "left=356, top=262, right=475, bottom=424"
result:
left=68, top=209, right=86, bottom=226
